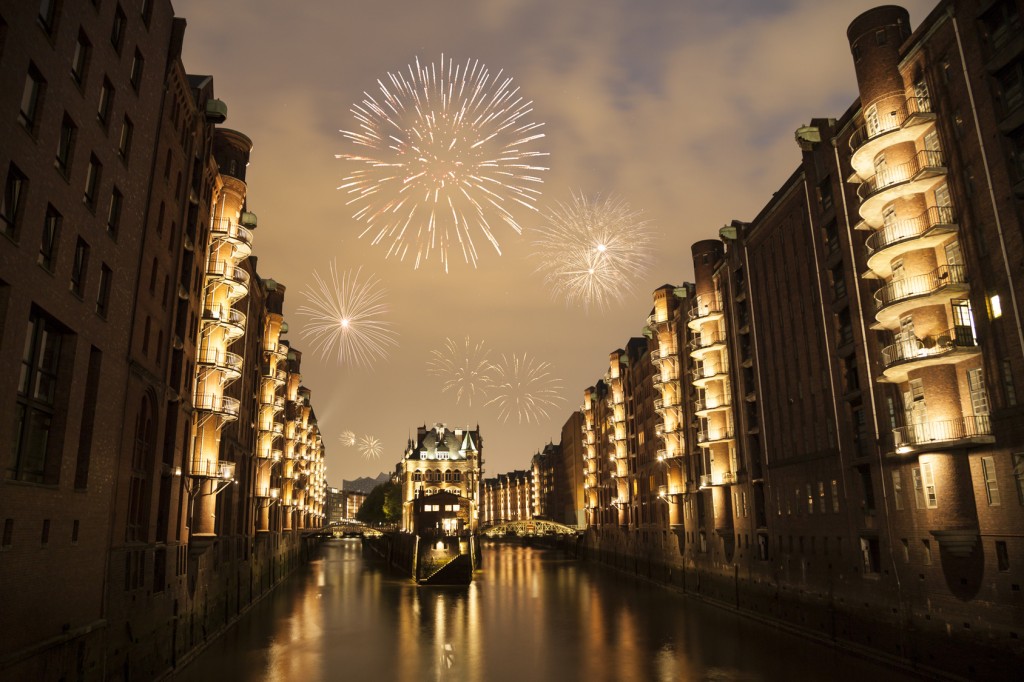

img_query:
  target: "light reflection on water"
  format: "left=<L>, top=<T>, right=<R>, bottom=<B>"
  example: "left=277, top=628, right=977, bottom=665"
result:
left=175, top=540, right=915, bottom=682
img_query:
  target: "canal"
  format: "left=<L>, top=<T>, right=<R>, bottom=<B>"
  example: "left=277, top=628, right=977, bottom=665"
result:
left=175, top=539, right=918, bottom=682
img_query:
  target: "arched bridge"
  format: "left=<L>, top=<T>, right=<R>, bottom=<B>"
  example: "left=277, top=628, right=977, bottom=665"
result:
left=481, top=520, right=579, bottom=537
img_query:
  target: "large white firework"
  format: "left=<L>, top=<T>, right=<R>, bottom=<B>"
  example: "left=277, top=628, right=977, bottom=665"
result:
left=296, top=262, right=398, bottom=368
left=427, top=336, right=493, bottom=406
left=337, top=54, right=549, bottom=272
left=531, top=192, right=656, bottom=312
left=485, top=353, right=565, bottom=424
left=338, top=430, right=357, bottom=447
left=358, top=435, right=383, bottom=461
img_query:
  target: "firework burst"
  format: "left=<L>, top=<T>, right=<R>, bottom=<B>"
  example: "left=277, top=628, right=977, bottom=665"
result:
left=296, top=262, right=398, bottom=368
left=530, top=191, right=656, bottom=312
left=339, top=430, right=357, bottom=447
left=485, top=353, right=565, bottom=424
left=358, top=435, right=383, bottom=461
left=427, top=336, right=493, bottom=406
left=337, top=54, right=549, bottom=272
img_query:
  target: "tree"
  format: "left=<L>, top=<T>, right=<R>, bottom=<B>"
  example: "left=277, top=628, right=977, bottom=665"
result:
left=356, top=481, right=402, bottom=525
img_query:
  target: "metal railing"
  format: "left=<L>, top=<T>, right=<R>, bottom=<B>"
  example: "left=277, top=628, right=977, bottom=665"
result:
left=196, top=348, right=243, bottom=374
left=858, top=149, right=945, bottom=201
left=696, top=427, right=735, bottom=444
left=202, top=304, right=246, bottom=330
left=692, top=362, right=729, bottom=382
left=873, top=264, right=968, bottom=312
left=194, top=393, right=240, bottom=417
left=689, top=330, right=727, bottom=351
left=695, top=395, right=731, bottom=412
left=206, top=258, right=251, bottom=288
left=688, top=295, right=723, bottom=321
left=865, top=206, right=957, bottom=256
left=190, top=458, right=236, bottom=479
left=880, top=326, right=977, bottom=368
left=210, top=219, right=254, bottom=247
left=893, top=415, right=992, bottom=448
left=848, top=96, right=934, bottom=153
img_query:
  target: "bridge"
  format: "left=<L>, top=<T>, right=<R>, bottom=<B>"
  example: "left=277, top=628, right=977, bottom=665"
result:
left=480, top=519, right=579, bottom=537
left=327, top=522, right=383, bottom=538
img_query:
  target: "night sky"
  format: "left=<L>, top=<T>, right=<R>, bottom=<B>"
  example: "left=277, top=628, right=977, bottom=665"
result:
left=171, top=0, right=936, bottom=482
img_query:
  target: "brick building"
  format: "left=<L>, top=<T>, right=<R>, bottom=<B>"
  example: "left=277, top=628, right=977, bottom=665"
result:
left=398, top=423, right=482, bottom=532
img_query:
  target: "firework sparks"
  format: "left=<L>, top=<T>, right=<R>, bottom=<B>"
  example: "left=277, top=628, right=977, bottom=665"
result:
left=358, top=435, right=383, bottom=461
left=339, top=430, right=357, bottom=447
left=337, top=54, right=549, bottom=272
left=296, top=262, right=398, bottom=368
left=485, top=353, right=565, bottom=424
left=427, top=336, right=493, bottom=406
left=530, top=191, right=656, bottom=312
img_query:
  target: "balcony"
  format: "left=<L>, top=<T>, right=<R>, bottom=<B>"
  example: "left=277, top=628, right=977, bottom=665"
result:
left=857, top=150, right=947, bottom=226
left=696, top=427, right=735, bottom=446
left=687, top=296, right=724, bottom=331
left=692, top=363, right=729, bottom=387
left=273, top=394, right=286, bottom=412
left=190, top=458, right=236, bottom=480
left=210, top=219, right=254, bottom=254
left=194, top=393, right=240, bottom=420
left=872, top=264, right=969, bottom=329
left=651, top=346, right=679, bottom=367
left=652, top=371, right=678, bottom=389
left=865, top=206, right=958, bottom=278
left=647, top=312, right=670, bottom=329
left=892, top=415, right=994, bottom=454
left=848, top=96, right=935, bottom=176
left=694, top=395, right=731, bottom=417
left=699, top=470, right=738, bottom=487
left=880, top=326, right=980, bottom=382
left=196, top=347, right=244, bottom=382
left=689, top=330, right=727, bottom=359
left=206, top=258, right=251, bottom=299
left=654, top=396, right=680, bottom=414
left=202, top=304, right=246, bottom=340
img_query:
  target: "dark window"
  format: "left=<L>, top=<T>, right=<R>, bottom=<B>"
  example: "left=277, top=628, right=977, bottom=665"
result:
left=83, top=155, right=101, bottom=209
left=1013, top=454, right=1024, bottom=505
left=38, top=205, right=61, bottom=271
left=126, top=396, right=153, bottom=542
left=118, top=116, right=133, bottom=159
left=141, top=0, right=153, bottom=26
left=96, top=263, right=111, bottom=317
left=1009, top=126, right=1024, bottom=182
left=995, top=59, right=1024, bottom=116
left=71, top=519, right=79, bottom=544
left=71, top=29, right=90, bottom=85
left=875, top=29, right=887, bottom=46
left=860, top=536, right=880, bottom=573
left=38, top=0, right=59, bottom=36
left=129, top=49, right=144, bottom=90
left=12, top=309, right=65, bottom=483
left=97, top=77, right=113, bottom=125
left=106, top=187, right=122, bottom=237
left=1004, top=360, right=1018, bottom=407
left=70, top=237, right=89, bottom=296
left=74, top=347, right=101, bottom=489
left=980, top=0, right=1022, bottom=52
left=41, top=519, right=50, bottom=546
left=1, top=163, right=27, bottom=240
left=19, top=64, right=46, bottom=132
left=110, top=4, right=126, bottom=52
left=1, top=519, right=12, bottom=548
left=56, top=113, right=76, bottom=176
left=996, top=540, right=1010, bottom=571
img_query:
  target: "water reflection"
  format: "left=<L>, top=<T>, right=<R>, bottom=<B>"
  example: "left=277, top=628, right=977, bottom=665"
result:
left=176, top=540, right=915, bottom=682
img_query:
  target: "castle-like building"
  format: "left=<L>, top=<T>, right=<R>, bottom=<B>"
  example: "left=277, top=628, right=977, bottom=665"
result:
left=0, top=2, right=326, bottom=678
left=398, top=424, right=483, bottom=532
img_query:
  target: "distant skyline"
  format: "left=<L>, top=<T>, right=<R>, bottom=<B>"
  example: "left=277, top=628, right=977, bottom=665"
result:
left=172, top=0, right=937, bottom=481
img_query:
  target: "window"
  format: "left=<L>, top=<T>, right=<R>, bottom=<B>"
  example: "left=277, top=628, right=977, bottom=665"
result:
left=19, top=64, right=46, bottom=132
left=995, top=59, right=1024, bottom=115
left=13, top=309, right=65, bottom=483
left=97, top=77, right=113, bottom=125
left=70, top=237, right=89, bottom=296
left=130, top=49, right=144, bottom=90
left=922, top=538, right=932, bottom=564
left=996, top=540, right=1010, bottom=572
left=892, top=470, right=903, bottom=510
left=1013, top=453, right=1024, bottom=505
left=990, top=293, right=1003, bottom=319
left=1003, top=360, right=1018, bottom=407
left=71, top=29, right=90, bottom=85
left=831, top=479, right=839, bottom=512
left=118, top=116, right=133, bottom=159
left=901, top=538, right=909, bottom=562
left=110, top=4, right=126, bottom=52
left=96, top=263, right=112, bottom=317
left=141, top=0, right=153, bottom=25
left=1, top=163, right=27, bottom=240
left=981, top=0, right=1022, bottom=52
left=83, top=155, right=101, bottom=209
left=38, top=205, right=61, bottom=271
left=968, top=368, right=990, bottom=416
left=106, top=187, right=122, bottom=237
left=56, top=114, right=76, bottom=176
left=875, top=29, right=887, bottom=46
left=913, top=467, right=926, bottom=509
left=981, top=456, right=1001, bottom=506
left=921, top=461, right=937, bottom=508
left=38, top=0, right=59, bottom=36
left=806, top=484, right=814, bottom=514
left=860, top=536, right=880, bottom=574
left=126, top=396, right=153, bottom=542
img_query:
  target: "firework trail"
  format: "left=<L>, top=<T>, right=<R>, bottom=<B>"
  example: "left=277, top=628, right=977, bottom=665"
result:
left=358, top=435, right=383, bottom=461
left=296, top=262, right=398, bottom=368
left=485, top=352, right=565, bottom=424
left=337, top=54, right=549, bottom=272
left=531, top=191, right=656, bottom=312
left=427, top=336, right=493, bottom=406
left=339, top=430, right=357, bottom=447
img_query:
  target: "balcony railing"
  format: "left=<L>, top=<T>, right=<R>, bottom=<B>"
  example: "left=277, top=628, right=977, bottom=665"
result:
left=651, top=347, right=678, bottom=364
left=696, top=427, right=735, bottom=444
left=873, top=264, right=968, bottom=312
left=865, top=206, right=957, bottom=256
left=206, top=258, right=251, bottom=290
left=210, top=219, right=254, bottom=248
left=190, top=458, right=236, bottom=479
left=880, top=326, right=977, bottom=368
left=687, top=295, right=723, bottom=322
left=196, top=348, right=244, bottom=376
left=692, top=363, right=729, bottom=382
left=202, top=304, right=246, bottom=334
left=695, top=395, right=731, bottom=412
left=893, top=415, right=992, bottom=450
left=689, top=330, right=727, bottom=352
left=849, top=96, right=934, bottom=153
left=194, top=393, right=240, bottom=418
left=858, top=149, right=946, bottom=202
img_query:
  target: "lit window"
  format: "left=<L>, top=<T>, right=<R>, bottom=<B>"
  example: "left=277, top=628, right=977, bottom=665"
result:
left=921, top=461, right=938, bottom=508
left=990, top=294, right=1003, bottom=319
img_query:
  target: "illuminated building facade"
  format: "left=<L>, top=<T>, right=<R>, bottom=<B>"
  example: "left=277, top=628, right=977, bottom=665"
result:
left=0, top=2, right=326, bottom=678
left=399, top=423, right=482, bottom=532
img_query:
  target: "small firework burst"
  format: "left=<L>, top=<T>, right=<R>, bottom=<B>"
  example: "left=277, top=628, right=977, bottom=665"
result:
left=358, top=435, right=383, bottom=461
left=296, top=261, right=398, bottom=368
left=485, top=352, right=565, bottom=424
left=339, top=430, right=357, bottom=447
left=531, top=191, right=656, bottom=312
left=427, top=336, right=493, bottom=406
left=337, top=54, right=549, bottom=272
